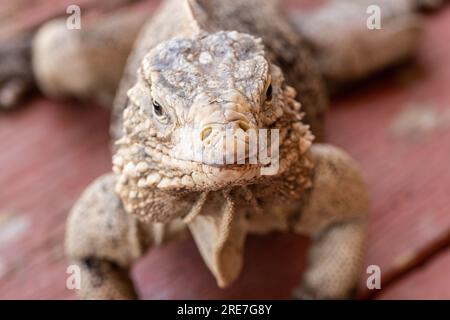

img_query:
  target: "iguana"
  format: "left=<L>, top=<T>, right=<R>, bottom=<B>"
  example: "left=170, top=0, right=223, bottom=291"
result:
left=10, top=0, right=443, bottom=299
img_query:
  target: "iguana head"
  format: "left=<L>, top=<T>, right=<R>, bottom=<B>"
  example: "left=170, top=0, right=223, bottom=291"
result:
left=113, top=30, right=313, bottom=221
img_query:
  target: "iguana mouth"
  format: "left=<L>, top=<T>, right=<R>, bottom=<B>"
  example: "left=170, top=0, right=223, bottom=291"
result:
left=113, top=141, right=267, bottom=194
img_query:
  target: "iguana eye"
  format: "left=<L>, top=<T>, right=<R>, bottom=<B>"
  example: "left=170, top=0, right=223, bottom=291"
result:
left=152, top=100, right=168, bottom=123
left=265, top=84, right=273, bottom=102
left=153, top=100, right=163, bottom=116
left=262, top=82, right=273, bottom=112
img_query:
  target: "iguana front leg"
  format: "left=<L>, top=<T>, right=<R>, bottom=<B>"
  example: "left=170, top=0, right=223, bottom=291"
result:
left=66, top=173, right=189, bottom=299
left=292, top=144, right=369, bottom=299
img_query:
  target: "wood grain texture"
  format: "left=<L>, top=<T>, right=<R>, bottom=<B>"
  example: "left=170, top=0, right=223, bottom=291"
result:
left=0, top=0, right=449, bottom=299
left=0, top=99, right=111, bottom=299
left=378, top=248, right=450, bottom=299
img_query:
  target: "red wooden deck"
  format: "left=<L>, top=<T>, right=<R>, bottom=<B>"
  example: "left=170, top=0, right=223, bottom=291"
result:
left=0, top=0, right=450, bottom=299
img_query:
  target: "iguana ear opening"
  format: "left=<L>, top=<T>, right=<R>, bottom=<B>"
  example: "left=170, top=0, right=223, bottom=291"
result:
left=184, top=0, right=213, bottom=34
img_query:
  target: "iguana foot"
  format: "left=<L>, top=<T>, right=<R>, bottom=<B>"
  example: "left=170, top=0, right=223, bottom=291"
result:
left=292, top=220, right=366, bottom=300
left=75, top=258, right=138, bottom=300
left=293, top=282, right=359, bottom=300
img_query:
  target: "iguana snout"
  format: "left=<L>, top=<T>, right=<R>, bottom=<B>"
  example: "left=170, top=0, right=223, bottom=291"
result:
left=192, top=92, right=258, bottom=166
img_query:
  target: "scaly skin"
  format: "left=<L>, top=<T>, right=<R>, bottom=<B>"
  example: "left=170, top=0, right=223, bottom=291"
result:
left=28, top=0, right=441, bottom=299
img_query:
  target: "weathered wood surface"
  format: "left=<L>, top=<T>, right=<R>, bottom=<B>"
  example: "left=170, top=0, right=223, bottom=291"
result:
left=0, top=0, right=449, bottom=299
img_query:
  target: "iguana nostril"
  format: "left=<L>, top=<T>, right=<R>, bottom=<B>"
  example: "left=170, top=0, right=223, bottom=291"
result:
left=201, top=121, right=251, bottom=142
left=201, top=127, right=213, bottom=141
left=237, top=121, right=250, bottom=132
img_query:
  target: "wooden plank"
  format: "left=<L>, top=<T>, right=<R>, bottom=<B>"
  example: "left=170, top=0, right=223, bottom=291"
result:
left=0, top=99, right=111, bottom=299
left=377, top=248, right=450, bottom=299
left=135, top=235, right=309, bottom=300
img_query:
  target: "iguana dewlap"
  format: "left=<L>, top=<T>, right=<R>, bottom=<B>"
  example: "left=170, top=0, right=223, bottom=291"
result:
left=186, top=191, right=246, bottom=287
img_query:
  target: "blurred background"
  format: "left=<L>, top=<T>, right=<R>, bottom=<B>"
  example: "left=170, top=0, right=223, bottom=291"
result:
left=0, top=0, right=450, bottom=299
